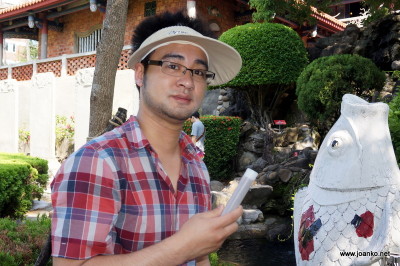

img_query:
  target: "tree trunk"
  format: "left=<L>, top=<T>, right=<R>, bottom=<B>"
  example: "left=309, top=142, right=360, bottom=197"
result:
left=88, top=0, right=129, bottom=139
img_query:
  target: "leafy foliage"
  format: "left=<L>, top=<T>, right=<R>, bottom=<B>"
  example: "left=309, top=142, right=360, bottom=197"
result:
left=0, top=153, right=48, bottom=218
left=209, top=252, right=235, bottom=266
left=0, top=215, right=51, bottom=265
left=249, top=0, right=400, bottom=24
left=183, top=116, right=242, bottom=181
left=218, top=22, right=308, bottom=88
left=296, top=54, right=385, bottom=131
left=388, top=94, right=400, bottom=166
left=18, top=129, right=30, bottom=145
left=216, top=23, right=308, bottom=126
left=55, top=115, right=75, bottom=147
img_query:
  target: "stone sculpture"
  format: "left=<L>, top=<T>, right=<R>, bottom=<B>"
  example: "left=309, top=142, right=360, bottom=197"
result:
left=293, top=94, right=400, bottom=265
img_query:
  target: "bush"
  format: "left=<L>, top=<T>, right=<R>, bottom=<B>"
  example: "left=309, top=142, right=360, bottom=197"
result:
left=388, top=94, right=400, bottom=166
left=0, top=215, right=51, bottom=265
left=183, top=116, right=242, bottom=181
left=296, top=54, right=386, bottom=132
left=0, top=153, right=48, bottom=218
left=218, top=22, right=308, bottom=88
left=216, top=22, right=308, bottom=126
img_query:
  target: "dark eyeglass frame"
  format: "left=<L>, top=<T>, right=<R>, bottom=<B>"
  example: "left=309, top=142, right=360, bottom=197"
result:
left=147, top=60, right=215, bottom=83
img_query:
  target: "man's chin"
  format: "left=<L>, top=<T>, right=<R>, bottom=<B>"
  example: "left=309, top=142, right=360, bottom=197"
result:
left=163, top=110, right=193, bottom=123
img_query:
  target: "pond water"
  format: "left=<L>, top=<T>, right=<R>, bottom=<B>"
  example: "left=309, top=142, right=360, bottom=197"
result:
left=217, top=238, right=296, bottom=266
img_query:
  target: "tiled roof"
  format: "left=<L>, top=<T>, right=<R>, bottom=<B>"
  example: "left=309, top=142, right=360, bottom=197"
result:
left=0, top=0, right=46, bottom=15
left=311, top=6, right=347, bottom=30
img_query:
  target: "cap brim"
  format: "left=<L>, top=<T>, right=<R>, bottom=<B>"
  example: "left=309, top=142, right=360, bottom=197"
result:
left=127, top=31, right=242, bottom=86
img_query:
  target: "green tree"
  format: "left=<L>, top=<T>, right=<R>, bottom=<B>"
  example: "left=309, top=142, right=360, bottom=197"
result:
left=388, top=92, right=400, bottom=166
left=29, top=40, right=38, bottom=60
left=249, top=0, right=400, bottom=24
left=217, top=22, right=308, bottom=127
left=296, top=54, right=385, bottom=134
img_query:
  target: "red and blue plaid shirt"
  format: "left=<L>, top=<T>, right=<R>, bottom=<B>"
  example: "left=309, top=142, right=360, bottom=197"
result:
left=51, top=116, right=211, bottom=264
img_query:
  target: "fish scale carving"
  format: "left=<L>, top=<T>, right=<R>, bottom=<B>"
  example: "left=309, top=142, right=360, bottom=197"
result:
left=294, top=94, right=400, bottom=265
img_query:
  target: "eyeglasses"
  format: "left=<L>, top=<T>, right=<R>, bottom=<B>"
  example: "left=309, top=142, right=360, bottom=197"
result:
left=147, top=60, right=215, bottom=84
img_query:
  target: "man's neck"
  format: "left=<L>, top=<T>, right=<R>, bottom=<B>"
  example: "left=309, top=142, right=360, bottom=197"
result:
left=136, top=110, right=182, bottom=155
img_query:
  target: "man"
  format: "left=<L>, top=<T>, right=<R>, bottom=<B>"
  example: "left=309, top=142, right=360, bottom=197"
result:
left=51, top=10, right=243, bottom=266
left=190, top=111, right=205, bottom=154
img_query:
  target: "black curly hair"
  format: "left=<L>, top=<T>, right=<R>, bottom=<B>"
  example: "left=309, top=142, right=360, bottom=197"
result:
left=130, top=10, right=215, bottom=54
left=131, top=10, right=215, bottom=91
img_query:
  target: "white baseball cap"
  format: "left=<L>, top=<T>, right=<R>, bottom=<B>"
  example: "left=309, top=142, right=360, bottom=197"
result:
left=127, top=26, right=242, bottom=86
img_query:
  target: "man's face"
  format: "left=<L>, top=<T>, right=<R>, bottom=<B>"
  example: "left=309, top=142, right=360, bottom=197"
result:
left=135, top=43, right=208, bottom=123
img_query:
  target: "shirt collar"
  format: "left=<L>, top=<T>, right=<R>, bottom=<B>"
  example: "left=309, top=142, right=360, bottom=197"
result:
left=122, top=116, right=198, bottom=159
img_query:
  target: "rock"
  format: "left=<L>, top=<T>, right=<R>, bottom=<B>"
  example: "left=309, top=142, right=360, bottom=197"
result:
left=311, top=13, right=400, bottom=70
left=273, top=147, right=292, bottom=162
left=211, top=191, right=230, bottom=209
left=221, top=95, right=230, bottom=101
left=242, top=185, right=273, bottom=207
left=257, top=172, right=269, bottom=185
left=243, top=132, right=265, bottom=154
left=210, top=180, right=225, bottom=191
left=263, top=164, right=279, bottom=172
left=229, top=223, right=269, bottom=239
left=284, top=157, right=310, bottom=169
left=201, top=89, right=220, bottom=115
left=392, top=60, right=400, bottom=70
left=285, top=127, right=298, bottom=143
left=222, top=178, right=240, bottom=194
left=278, top=168, right=292, bottom=183
left=265, top=220, right=292, bottom=241
left=242, top=209, right=264, bottom=224
left=238, top=151, right=259, bottom=171
left=249, top=157, right=268, bottom=173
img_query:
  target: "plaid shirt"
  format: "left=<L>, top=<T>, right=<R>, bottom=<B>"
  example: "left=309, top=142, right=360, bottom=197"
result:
left=51, top=116, right=211, bottom=264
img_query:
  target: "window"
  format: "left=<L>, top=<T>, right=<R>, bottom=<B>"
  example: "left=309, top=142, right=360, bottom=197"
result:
left=144, top=1, right=156, bottom=17
left=76, top=27, right=102, bottom=53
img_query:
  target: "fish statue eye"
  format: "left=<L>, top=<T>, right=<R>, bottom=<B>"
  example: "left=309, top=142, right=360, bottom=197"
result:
left=331, top=139, right=339, bottom=148
left=326, top=130, right=352, bottom=157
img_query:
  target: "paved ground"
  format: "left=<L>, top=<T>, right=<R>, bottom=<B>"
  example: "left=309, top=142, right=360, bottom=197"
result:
left=25, top=178, right=53, bottom=220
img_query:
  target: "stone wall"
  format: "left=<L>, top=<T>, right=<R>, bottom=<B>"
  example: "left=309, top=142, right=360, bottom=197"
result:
left=308, top=12, right=400, bottom=71
left=211, top=122, right=320, bottom=240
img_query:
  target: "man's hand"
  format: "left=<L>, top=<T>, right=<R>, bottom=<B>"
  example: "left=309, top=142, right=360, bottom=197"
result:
left=53, top=206, right=243, bottom=266
left=170, top=205, right=243, bottom=263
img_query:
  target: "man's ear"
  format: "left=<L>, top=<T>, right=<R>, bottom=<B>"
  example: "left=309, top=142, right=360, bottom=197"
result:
left=134, top=63, right=144, bottom=87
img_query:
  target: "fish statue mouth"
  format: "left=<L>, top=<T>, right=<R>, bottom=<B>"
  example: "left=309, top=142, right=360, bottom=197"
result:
left=308, top=182, right=387, bottom=205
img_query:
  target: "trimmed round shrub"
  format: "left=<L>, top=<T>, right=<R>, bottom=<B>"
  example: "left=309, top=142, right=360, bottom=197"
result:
left=296, top=54, right=385, bottom=129
left=218, top=22, right=309, bottom=88
left=0, top=153, right=49, bottom=218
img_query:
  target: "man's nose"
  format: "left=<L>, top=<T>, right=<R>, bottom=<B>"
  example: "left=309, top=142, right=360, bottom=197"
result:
left=179, top=70, right=195, bottom=89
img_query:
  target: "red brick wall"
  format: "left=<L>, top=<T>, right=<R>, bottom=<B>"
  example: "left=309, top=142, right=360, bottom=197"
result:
left=45, top=9, right=104, bottom=58
left=44, top=0, right=244, bottom=58
left=196, top=0, right=239, bottom=37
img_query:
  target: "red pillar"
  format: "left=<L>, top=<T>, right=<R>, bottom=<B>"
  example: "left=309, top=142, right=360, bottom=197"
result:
left=40, top=17, right=48, bottom=59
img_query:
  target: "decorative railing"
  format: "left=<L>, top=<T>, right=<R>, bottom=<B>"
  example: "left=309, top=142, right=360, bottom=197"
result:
left=0, top=45, right=132, bottom=81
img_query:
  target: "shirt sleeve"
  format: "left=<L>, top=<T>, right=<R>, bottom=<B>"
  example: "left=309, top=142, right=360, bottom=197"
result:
left=51, top=147, right=121, bottom=260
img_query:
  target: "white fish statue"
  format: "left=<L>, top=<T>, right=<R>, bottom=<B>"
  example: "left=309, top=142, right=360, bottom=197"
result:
left=293, top=94, right=400, bottom=265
